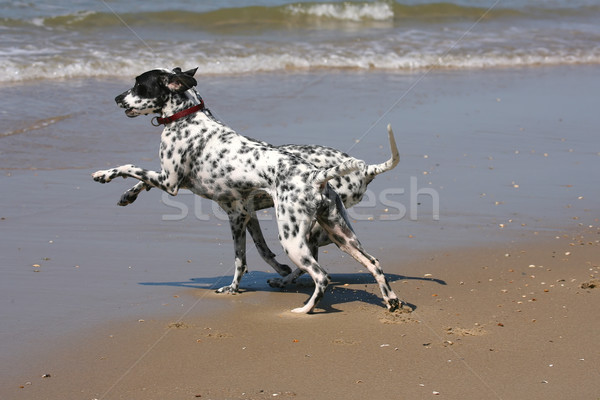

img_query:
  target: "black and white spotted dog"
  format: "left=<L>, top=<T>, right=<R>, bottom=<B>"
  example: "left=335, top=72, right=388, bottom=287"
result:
left=119, top=118, right=400, bottom=291
left=92, top=67, right=401, bottom=313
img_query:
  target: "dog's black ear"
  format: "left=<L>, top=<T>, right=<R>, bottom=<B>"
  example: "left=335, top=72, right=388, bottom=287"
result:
left=183, top=67, right=198, bottom=77
left=172, top=67, right=183, bottom=74
left=167, top=73, right=197, bottom=93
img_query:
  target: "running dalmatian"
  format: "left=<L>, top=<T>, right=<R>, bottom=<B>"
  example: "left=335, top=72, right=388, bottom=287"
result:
left=92, top=67, right=402, bottom=313
left=119, top=108, right=400, bottom=292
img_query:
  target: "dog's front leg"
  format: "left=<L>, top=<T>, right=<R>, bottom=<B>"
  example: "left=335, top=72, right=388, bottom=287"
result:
left=216, top=206, right=249, bottom=294
left=117, top=181, right=152, bottom=206
left=92, top=164, right=179, bottom=196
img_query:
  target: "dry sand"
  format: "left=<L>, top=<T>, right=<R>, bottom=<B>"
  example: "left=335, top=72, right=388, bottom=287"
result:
left=4, top=227, right=599, bottom=400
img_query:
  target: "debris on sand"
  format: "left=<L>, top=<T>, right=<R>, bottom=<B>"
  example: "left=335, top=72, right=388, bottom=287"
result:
left=580, top=279, right=600, bottom=289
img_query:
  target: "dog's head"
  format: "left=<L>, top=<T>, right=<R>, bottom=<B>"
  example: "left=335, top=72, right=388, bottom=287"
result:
left=115, top=67, right=198, bottom=117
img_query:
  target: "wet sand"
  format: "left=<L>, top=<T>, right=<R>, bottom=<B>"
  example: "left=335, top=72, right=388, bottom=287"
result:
left=1, top=66, right=599, bottom=399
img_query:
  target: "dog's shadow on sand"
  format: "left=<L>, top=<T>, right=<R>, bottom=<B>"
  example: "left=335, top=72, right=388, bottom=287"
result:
left=140, top=271, right=445, bottom=312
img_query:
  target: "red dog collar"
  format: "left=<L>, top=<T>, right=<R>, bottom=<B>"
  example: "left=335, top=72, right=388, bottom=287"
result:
left=152, top=100, right=205, bottom=126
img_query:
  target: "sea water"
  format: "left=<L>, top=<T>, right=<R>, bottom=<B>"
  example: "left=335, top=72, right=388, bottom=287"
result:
left=1, top=0, right=599, bottom=82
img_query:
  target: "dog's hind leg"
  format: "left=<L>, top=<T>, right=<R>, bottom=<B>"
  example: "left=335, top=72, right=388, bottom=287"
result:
left=246, top=214, right=292, bottom=277
left=322, top=220, right=399, bottom=311
left=317, top=191, right=400, bottom=311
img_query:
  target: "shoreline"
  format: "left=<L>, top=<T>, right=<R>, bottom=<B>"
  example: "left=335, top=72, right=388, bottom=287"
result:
left=3, top=226, right=599, bottom=399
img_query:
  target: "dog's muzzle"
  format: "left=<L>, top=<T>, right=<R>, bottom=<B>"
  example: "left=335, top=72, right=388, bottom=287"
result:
left=115, top=92, right=127, bottom=106
left=115, top=92, right=138, bottom=118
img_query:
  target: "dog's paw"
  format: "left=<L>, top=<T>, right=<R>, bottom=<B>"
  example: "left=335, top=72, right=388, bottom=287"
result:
left=118, top=190, right=139, bottom=206
left=387, top=298, right=401, bottom=312
left=291, top=306, right=312, bottom=314
left=215, top=285, right=239, bottom=294
left=92, top=169, right=115, bottom=184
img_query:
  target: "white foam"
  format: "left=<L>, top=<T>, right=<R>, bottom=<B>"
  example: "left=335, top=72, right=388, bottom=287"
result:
left=2, top=39, right=600, bottom=83
left=285, top=3, right=394, bottom=21
left=29, top=10, right=97, bottom=28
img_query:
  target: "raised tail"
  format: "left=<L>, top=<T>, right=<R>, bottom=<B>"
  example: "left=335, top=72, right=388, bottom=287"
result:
left=366, top=124, right=399, bottom=176
left=313, top=159, right=365, bottom=186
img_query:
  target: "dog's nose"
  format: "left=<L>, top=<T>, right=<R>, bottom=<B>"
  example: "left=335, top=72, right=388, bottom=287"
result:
left=115, top=93, right=125, bottom=104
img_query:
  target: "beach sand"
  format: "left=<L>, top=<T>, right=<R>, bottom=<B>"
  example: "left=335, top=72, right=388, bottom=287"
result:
left=1, top=66, right=599, bottom=399
left=3, top=228, right=600, bottom=399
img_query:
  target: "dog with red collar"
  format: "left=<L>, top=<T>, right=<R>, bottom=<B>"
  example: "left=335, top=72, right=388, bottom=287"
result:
left=93, top=67, right=401, bottom=314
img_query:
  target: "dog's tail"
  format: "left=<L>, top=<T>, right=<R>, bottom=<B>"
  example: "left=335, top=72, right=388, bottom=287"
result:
left=313, top=159, right=364, bottom=186
left=365, top=124, right=399, bottom=176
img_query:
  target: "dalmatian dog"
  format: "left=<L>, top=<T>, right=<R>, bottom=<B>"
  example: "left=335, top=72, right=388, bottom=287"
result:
left=119, top=118, right=400, bottom=291
left=92, top=67, right=401, bottom=313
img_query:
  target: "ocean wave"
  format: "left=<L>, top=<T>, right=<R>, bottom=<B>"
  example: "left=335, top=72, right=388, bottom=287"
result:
left=285, top=2, right=394, bottom=21
left=3, top=45, right=600, bottom=83
left=2, top=1, right=599, bottom=83
left=5, top=2, right=599, bottom=32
